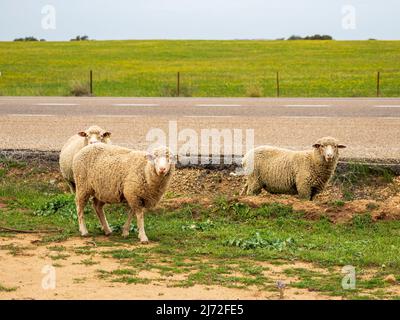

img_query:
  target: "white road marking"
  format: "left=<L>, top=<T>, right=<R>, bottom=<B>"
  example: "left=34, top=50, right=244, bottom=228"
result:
left=196, top=104, right=242, bottom=107
left=34, top=103, right=79, bottom=106
left=183, top=115, right=234, bottom=118
left=376, top=117, right=400, bottom=120
left=112, top=103, right=159, bottom=107
left=283, top=104, right=331, bottom=108
left=7, top=114, right=55, bottom=117
left=277, top=116, right=330, bottom=119
left=96, top=115, right=138, bottom=118
left=374, top=105, right=400, bottom=108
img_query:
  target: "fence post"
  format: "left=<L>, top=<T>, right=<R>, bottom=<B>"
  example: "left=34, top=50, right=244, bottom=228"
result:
left=89, top=70, right=93, bottom=96
left=376, top=71, right=380, bottom=97
left=276, top=71, right=280, bottom=97
left=177, top=72, right=180, bottom=97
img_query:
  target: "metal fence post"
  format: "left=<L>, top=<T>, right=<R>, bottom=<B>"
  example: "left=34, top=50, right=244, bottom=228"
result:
left=376, top=71, right=380, bottom=97
left=276, top=71, right=280, bottom=97
left=177, top=72, right=180, bottom=97
left=90, top=70, right=93, bottom=96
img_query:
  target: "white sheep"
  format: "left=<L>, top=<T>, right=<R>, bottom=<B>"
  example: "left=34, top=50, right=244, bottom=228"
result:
left=72, top=144, right=175, bottom=243
left=241, top=137, right=346, bottom=200
left=59, top=125, right=111, bottom=192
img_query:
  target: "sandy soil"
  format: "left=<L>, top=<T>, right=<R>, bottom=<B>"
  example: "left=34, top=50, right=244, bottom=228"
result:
left=0, top=234, right=339, bottom=300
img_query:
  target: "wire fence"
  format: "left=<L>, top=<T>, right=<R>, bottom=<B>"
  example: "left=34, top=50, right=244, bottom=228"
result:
left=0, top=69, right=399, bottom=97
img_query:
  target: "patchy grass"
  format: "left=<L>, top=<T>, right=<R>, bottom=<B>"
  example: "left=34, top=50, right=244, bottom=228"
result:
left=331, top=163, right=397, bottom=201
left=351, top=213, right=374, bottom=229
left=283, top=267, right=399, bottom=299
left=69, top=80, right=91, bottom=97
left=334, top=163, right=395, bottom=187
left=224, top=232, right=296, bottom=251
left=0, top=169, right=7, bottom=179
left=1, top=160, right=400, bottom=299
left=0, top=244, right=28, bottom=256
left=175, top=262, right=269, bottom=289
left=0, top=157, right=27, bottom=170
left=0, top=283, right=17, bottom=292
left=34, top=194, right=79, bottom=219
left=80, top=258, right=98, bottom=266
left=329, top=200, right=346, bottom=208
left=73, top=278, right=87, bottom=284
left=49, top=253, right=70, bottom=261
left=47, top=245, right=67, bottom=252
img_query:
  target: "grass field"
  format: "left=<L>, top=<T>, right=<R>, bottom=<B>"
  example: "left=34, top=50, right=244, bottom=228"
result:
left=0, top=40, right=399, bottom=97
left=2, top=158, right=400, bottom=299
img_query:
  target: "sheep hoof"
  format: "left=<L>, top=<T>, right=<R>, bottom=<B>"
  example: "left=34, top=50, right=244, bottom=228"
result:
left=139, top=235, right=149, bottom=244
left=121, top=232, right=129, bottom=238
left=104, top=230, right=113, bottom=236
left=80, top=231, right=89, bottom=237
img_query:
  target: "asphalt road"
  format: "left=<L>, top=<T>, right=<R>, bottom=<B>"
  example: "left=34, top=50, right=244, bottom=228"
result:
left=1, top=97, right=400, bottom=160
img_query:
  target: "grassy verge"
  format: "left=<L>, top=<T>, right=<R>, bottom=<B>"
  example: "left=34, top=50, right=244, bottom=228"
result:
left=1, top=158, right=400, bottom=299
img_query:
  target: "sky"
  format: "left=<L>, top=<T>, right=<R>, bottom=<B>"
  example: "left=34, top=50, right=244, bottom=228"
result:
left=0, top=0, right=399, bottom=41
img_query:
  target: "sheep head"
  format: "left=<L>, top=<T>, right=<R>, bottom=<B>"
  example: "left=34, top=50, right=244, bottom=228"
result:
left=78, top=125, right=111, bottom=145
left=146, top=146, right=175, bottom=176
left=312, top=136, right=346, bottom=163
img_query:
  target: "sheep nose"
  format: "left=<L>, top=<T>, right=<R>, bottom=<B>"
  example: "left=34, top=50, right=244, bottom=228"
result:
left=159, top=168, right=166, bottom=174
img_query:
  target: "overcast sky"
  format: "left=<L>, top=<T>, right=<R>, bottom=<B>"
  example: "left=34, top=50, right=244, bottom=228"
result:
left=0, top=0, right=399, bottom=41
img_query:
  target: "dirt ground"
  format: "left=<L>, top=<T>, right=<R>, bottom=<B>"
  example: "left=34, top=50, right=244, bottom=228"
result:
left=0, top=234, right=339, bottom=300
left=164, top=168, right=400, bottom=223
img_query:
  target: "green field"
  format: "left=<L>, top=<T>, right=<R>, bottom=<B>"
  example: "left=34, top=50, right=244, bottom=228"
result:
left=0, top=40, right=399, bottom=97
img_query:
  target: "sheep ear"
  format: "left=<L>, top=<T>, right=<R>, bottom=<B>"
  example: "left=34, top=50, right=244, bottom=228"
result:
left=338, top=144, right=347, bottom=149
left=146, top=153, right=155, bottom=162
left=78, top=132, right=87, bottom=137
left=102, top=131, right=111, bottom=138
left=312, top=143, right=321, bottom=149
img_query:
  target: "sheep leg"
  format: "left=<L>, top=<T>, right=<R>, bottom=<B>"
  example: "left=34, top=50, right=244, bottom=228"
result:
left=122, top=208, right=135, bottom=238
left=67, top=181, right=76, bottom=193
left=244, top=176, right=263, bottom=195
left=75, top=194, right=89, bottom=236
left=310, top=187, right=319, bottom=201
left=136, top=209, right=148, bottom=244
left=296, top=181, right=312, bottom=200
left=239, top=183, right=248, bottom=196
left=93, top=198, right=112, bottom=236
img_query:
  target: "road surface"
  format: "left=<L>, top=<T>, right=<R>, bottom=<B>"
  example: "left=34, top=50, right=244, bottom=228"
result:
left=0, top=97, right=400, bottom=160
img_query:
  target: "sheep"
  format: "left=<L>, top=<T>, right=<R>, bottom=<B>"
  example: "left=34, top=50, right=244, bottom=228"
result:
left=240, top=137, right=346, bottom=200
left=59, top=125, right=111, bottom=192
left=72, top=144, right=175, bottom=243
